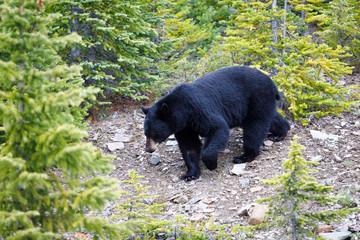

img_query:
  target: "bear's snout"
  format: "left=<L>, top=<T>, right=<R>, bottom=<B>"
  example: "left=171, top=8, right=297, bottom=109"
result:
left=145, top=146, right=155, bottom=153
left=145, top=138, right=158, bottom=153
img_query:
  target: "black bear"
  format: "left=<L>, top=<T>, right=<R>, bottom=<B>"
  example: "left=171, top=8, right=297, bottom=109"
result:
left=142, top=66, right=290, bottom=181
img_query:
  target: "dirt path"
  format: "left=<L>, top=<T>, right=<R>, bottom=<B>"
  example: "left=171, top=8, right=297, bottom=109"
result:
left=87, top=77, right=360, bottom=238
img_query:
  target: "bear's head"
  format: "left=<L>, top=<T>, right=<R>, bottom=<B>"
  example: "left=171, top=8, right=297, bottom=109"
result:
left=141, top=102, right=174, bottom=153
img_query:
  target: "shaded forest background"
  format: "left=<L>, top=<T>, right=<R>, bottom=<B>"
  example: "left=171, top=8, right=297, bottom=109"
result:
left=47, top=0, right=360, bottom=123
left=0, top=0, right=359, bottom=239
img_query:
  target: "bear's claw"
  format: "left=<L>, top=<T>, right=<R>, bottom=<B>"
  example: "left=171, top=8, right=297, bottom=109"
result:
left=180, top=174, right=199, bottom=181
left=268, top=134, right=284, bottom=142
left=180, top=168, right=200, bottom=181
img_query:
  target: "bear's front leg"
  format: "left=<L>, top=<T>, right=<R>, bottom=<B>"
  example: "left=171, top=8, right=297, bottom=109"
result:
left=175, top=129, right=202, bottom=181
left=180, top=151, right=201, bottom=181
left=202, top=125, right=229, bottom=170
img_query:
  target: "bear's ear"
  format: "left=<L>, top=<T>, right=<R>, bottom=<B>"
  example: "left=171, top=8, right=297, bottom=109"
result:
left=141, top=106, right=149, bottom=115
left=160, top=103, right=169, bottom=114
left=156, top=103, right=170, bottom=119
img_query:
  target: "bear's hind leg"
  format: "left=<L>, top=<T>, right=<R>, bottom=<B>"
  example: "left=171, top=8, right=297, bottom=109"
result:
left=268, top=111, right=290, bottom=141
left=233, top=119, right=270, bottom=164
left=175, top=129, right=202, bottom=181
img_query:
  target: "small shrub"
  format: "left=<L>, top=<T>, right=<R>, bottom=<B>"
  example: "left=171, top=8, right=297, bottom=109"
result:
left=112, top=170, right=169, bottom=239
left=256, top=136, right=359, bottom=239
left=114, top=170, right=243, bottom=239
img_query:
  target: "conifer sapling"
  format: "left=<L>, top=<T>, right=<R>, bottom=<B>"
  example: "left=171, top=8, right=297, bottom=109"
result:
left=257, top=136, right=359, bottom=240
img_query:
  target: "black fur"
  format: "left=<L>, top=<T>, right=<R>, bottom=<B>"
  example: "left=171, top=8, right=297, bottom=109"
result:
left=142, top=66, right=290, bottom=181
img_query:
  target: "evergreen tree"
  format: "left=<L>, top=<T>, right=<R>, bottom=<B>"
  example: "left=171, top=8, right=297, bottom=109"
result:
left=166, top=0, right=230, bottom=53
left=0, top=0, right=126, bottom=238
left=316, top=0, right=360, bottom=64
left=257, top=136, right=359, bottom=239
left=161, top=0, right=232, bottom=82
left=203, top=0, right=359, bottom=123
left=47, top=0, right=170, bottom=99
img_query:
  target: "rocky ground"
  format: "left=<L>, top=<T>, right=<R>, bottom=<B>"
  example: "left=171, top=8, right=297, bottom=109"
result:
left=86, top=76, right=360, bottom=239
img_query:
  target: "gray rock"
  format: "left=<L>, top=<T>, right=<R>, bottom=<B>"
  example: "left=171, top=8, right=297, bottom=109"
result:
left=319, top=231, right=351, bottom=240
left=171, top=175, right=180, bottom=183
left=115, top=128, right=126, bottom=134
left=250, top=186, right=262, bottom=193
left=230, top=163, right=246, bottom=176
left=223, top=149, right=231, bottom=153
left=165, top=140, right=178, bottom=146
left=203, top=208, right=215, bottom=213
left=102, top=210, right=111, bottom=217
left=184, top=205, right=191, bottom=212
left=172, top=194, right=188, bottom=204
left=334, top=154, right=342, bottom=162
left=143, top=198, right=154, bottom=205
left=107, top=142, right=124, bottom=152
left=325, top=179, right=333, bottom=186
left=92, top=133, right=99, bottom=141
left=310, top=130, right=339, bottom=141
left=352, top=131, right=360, bottom=136
left=230, top=190, right=238, bottom=195
left=150, top=156, right=161, bottom=165
left=112, top=112, right=120, bottom=119
left=311, top=155, right=323, bottom=162
left=188, top=198, right=202, bottom=205
left=112, top=134, right=132, bottom=142
left=196, top=202, right=209, bottom=211
left=264, top=140, right=273, bottom=146
left=202, top=198, right=214, bottom=205
left=242, top=178, right=250, bottom=187
left=310, top=130, right=329, bottom=141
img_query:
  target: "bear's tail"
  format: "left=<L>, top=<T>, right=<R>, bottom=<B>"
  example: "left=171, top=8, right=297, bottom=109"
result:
left=270, top=77, right=281, bottom=101
left=275, top=92, right=280, bottom=101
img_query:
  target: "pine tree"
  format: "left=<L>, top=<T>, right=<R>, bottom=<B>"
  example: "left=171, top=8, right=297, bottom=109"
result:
left=46, top=0, right=169, bottom=99
left=257, top=136, right=359, bottom=239
left=0, top=0, right=126, bottom=238
left=203, top=0, right=360, bottom=124
left=166, top=0, right=230, bottom=53
left=161, top=0, right=232, bottom=82
left=316, top=0, right=360, bottom=64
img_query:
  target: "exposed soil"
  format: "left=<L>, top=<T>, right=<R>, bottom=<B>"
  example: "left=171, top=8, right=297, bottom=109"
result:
left=87, top=75, right=360, bottom=239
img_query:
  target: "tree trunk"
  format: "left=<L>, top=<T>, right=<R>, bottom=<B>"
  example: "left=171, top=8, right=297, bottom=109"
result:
left=271, top=0, right=278, bottom=46
left=271, top=0, right=279, bottom=75
left=282, top=0, right=288, bottom=56
left=69, top=5, right=81, bottom=64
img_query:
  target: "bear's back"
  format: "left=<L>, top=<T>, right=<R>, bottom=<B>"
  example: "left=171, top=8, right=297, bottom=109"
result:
left=193, top=66, right=273, bottom=89
left=186, top=66, right=278, bottom=128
